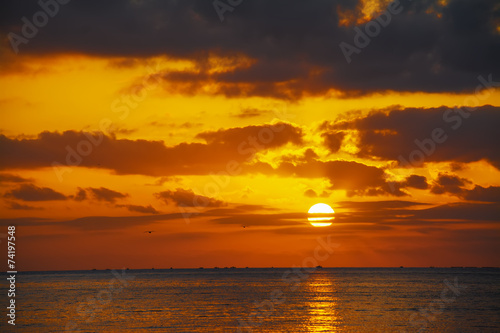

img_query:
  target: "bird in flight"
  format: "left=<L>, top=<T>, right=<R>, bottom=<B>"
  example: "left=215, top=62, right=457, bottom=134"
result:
left=144, top=231, right=154, bottom=234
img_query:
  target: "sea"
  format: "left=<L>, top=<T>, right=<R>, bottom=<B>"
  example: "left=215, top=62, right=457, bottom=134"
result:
left=1, top=268, right=499, bottom=332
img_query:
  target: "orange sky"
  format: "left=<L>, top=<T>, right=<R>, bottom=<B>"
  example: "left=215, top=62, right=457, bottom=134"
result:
left=1, top=0, right=499, bottom=270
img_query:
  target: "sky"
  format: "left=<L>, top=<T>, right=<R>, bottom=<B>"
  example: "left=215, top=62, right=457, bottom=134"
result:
left=0, top=0, right=499, bottom=271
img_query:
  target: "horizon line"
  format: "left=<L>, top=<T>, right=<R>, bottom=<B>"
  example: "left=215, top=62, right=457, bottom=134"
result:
left=3, top=266, right=499, bottom=273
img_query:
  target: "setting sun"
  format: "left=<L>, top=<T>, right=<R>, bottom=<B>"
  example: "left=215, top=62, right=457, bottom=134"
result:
left=308, top=203, right=335, bottom=227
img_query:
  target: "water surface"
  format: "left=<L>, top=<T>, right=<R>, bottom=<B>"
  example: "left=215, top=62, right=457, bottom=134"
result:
left=1, top=268, right=499, bottom=332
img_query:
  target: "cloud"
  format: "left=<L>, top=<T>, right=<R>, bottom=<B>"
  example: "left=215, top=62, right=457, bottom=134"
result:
left=155, top=188, right=225, bottom=207
left=322, top=131, right=345, bottom=153
left=72, top=187, right=87, bottom=201
left=336, top=200, right=429, bottom=211
left=326, top=106, right=500, bottom=169
left=430, top=173, right=472, bottom=195
left=332, top=201, right=500, bottom=227
left=412, top=202, right=500, bottom=222
left=281, top=148, right=319, bottom=164
left=461, top=185, right=500, bottom=203
left=0, top=173, right=29, bottom=184
left=195, top=122, right=303, bottom=148
left=0, top=123, right=303, bottom=176
left=0, top=213, right=200, bottom=230
left=232, top=204, right=278, bottom=212
left=116, top=204, right=160, bottom=214
left=426, top=173, right=500, bottom=203
left=233, top=108, right=268, bottom=118
left=244, top=157, right=410, bottom=196
left=87, top=187, right=128, bottom=203
left=146, top=176, right=182, bottom=186
left=53, top=213, right=191, bottom=231
left=150, top=122, right=203, bottom=129
left=304, top=189, right=318, bottom=198
left=108, top=127, right=137, bottom=136
left=210, top=212, right=306, bottom=227
left=4, top=184, right=67, bottom=201
left=402, top=175, right=429, bottom=189
left=5, top=201, right=42, bottom=210
left=303, top=189, right=330, bottom=198
left=2, top=0, right=498, bottom=97
left=267, top=159, right=408, bottom=197
left=319, top=191, right=331, bottom=198
left=0, top=217, right=52, bottom=227
left=238, top=148, right=429, bottom=198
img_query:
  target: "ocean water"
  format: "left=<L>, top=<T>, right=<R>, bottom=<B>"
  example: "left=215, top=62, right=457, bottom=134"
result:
left=1, top=268, right=499, bottom=332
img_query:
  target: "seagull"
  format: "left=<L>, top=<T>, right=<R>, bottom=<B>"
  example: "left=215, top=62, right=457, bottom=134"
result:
left=144, top=231, right=154, bottom=234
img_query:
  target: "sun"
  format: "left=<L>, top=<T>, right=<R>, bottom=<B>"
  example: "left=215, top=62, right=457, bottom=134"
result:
left=308, top=203, right=334, bottom=227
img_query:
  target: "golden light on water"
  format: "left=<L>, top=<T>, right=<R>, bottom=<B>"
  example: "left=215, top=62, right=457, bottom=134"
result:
left=308, top=203, right=335, bottom=227
left=305, top=274, right=342, bottom=331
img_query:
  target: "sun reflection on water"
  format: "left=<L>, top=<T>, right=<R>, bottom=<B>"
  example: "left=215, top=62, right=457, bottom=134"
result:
left=305, top=272, right=343, bottom=332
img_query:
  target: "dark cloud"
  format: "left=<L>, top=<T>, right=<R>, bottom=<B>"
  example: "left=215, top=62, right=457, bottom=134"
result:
left=116, top=204, right=159, bottom=214
left=431, top=173, right=471, bottom=195
left=327, top=106, right=500, bottom=169
left=333, top=201, right=500, bottom=226
left=322, top=131, right=345, bottom=153
left=427, top=174, right=500, bottom=203
left=146, top=176, right=182, bottom=186
left=278, top=159, right=407, bottom=197
left=109, top=127, right=137, bottom=136
left=151, top=122, right=203, bottom=129
left=0, top=217, right=51, bottom=227
left=54, top=213, right=191, bottom=231
left=304, top=189, right=318, bottom=198
left=303, top=148, right=320, bottom=161
left=303, top=189, right=331, bottom=198
left=285, top=160, right=384, bottom=188
left=245, top=157, right=409, bottom=196
left=72, top=187, right=87, bottom=201
left=0, top=173, right=29, bottom=184
left=281, top=148, right=319, bottom=164
left=4, top=183, right=67, bottom=201
left=196, top=122, right=303, bottom=148
left=0, top=123, right=303, bottom=177
left=210, top=212, right=306, bottom=227
left=0, top=213, right=201, bottom=230
left=1, top=0, right=498, bottom=97
left=87, top=187, right=127, bottom=203
left=247, top=155, right=420, bottom=196
left=336, top=200, right=429, bottom=210
left=5, top=201, right=42, bottom=210
left=155, top=188, right=225, bottom=207
left=461, top=185, right=500, bottom=203
left=450, top=162, right=466, bottom=171
left=272, top=223, right=394, bottom=236
left=319, top=191, right=331, bottom=198
left=346, top=185, right=406, bottom=197
left=202, top=205, right=278, bottom=216
left=402, top=175, right=429, bottom=190
left=412, top=202, right=500, bottom=222
left=232, top=204, right=279, bottom=212
left=233, top=108, right=268, bottom=119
